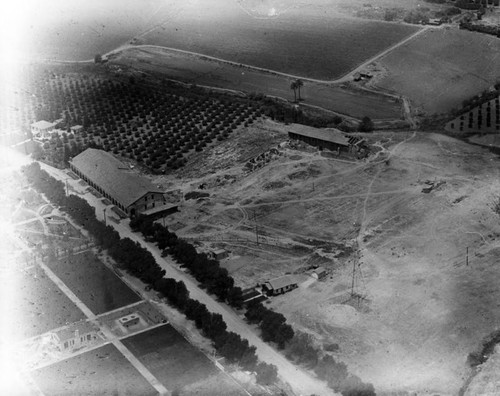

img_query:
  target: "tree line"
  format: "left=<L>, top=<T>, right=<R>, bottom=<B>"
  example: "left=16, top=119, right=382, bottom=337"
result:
left=23, top=161, right=376, bottom=395
left=21, top=162, right=278, bottom=385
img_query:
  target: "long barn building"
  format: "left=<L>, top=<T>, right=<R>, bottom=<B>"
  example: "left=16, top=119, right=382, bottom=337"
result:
left=70, top=148, right=171, bottom=217
left=288, top=124, right=367, bottom=157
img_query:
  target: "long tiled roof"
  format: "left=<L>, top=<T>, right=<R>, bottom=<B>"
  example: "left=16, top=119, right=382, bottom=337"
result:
left=70, top=148, right=163, bottom=208
left=289, top=124, right=349, bottom=146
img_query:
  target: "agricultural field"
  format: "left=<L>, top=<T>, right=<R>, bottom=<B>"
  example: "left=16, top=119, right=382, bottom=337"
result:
left=17, top=0, right=167, bottom=61
left=46, top=250, right=140, bottom=315
left=374, top=28, right=500, bottom=115
left=156, top=119, right=500, bottom=394
left=138, top=0, right=420, bottom=80
left=6, top=265, right=85, bottom=342
left=121, top=324, right=220, bottom=391
left=110, top=47, right=404, bottom=120
left=31, top=343, right=158, bottom=396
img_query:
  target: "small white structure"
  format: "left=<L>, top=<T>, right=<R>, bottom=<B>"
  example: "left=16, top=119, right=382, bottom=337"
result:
left=70, top=125, right=83, bottom=133
left=119, top=313, right=140, bottom=328
left=31, top=120, right=56, bottom=139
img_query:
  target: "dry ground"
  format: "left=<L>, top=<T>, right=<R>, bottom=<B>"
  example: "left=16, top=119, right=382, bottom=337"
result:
left=159, top=118, right=500, bottom=394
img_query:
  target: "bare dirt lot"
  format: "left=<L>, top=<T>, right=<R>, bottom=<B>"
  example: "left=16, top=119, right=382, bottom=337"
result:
left=374, top=28, right=500, bottom=115
left=46, top=250, right=141, bottom=315
left=158, top=119, right=500, bottom=394
left=31, top=343, right=157, bottom=396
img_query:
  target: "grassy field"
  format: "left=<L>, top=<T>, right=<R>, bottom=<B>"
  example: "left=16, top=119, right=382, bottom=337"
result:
left=7, top=265, right=85, bottom=342
left=46, top=250, right=140, bottom=315
left=139, top=1, right=420, bottom=80
left=31, top=343, right=157, bottom=396
left=156, top=118, right=500, bottom=394
left=111, top=47, right=403, bottom=120
left=18, top=0, right=165, bottom=61
left=375, top=28, right=500, bottom=115
left=122, top=324, right=218, bottom=390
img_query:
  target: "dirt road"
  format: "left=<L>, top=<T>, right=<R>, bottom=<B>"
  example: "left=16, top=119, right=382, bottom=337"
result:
left=39, top=162, right=335, bottom=396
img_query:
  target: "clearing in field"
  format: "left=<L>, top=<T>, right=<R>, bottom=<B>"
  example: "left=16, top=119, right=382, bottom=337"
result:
left=31, top=343, right=157, bottom=396
left=46, top=250, right=141, bottom=315
left=121, top=324, right=218, bottom=391
left=374, top=28, right=500, bottom=115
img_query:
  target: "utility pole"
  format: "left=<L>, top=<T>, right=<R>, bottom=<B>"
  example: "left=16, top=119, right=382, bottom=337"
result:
left=351, top=259, right=356, bottom=297
left=466, top=246, right=469, bottom=266
left=103, top=207, right=107, bottom=226
left=253, top=210, right=259, bottom=245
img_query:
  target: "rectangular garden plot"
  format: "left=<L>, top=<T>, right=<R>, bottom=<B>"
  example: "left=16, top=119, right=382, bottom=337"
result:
left=7, top=265, right=85, bottom=342
left=122, top=324, right=217, bottom=390
left=31, top=343, right=157, bottom=396
left=46, top=251, right=140, bottom=315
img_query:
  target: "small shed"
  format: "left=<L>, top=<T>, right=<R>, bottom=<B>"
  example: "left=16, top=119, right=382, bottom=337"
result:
left=70, top=125, right=83, bottom=133
left=208, top=249, right=229, bottom=260
left=262, top=275, right=298, bottom=296
left=312, top=267, right=328, bottom=280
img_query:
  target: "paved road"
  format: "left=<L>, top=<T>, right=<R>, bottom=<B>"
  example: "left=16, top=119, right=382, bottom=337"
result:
left=40, top=162, right=335, bottom=396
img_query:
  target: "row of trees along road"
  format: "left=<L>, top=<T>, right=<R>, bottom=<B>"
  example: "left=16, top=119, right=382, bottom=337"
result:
left=21, top=162, right=278, bottom=386
left=23, top=162, right=376, bottom=395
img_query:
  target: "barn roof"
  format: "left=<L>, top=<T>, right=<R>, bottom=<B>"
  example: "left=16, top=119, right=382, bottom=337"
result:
left=288, top=124, right=349, bottom=146
left=265, top=275, right=298, bottom=290
left=70, top=148, right=163, bottom=208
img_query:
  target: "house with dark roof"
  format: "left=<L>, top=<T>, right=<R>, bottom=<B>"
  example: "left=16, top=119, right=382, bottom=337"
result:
left=262, top=275, right=298, bottom=296
left=70, top=148, right=171, bottom=217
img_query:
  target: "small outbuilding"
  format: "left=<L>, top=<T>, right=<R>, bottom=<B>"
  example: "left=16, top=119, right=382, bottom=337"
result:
left=208, top=249, right=229, bottom=260
left=119, top=313, right=140, bottom=328
left=262, top=275, right=298, bottom=296
left=312, top=267, right=328, bottom=280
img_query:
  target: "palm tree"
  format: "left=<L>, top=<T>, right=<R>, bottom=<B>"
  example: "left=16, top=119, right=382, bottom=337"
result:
left=290, top=81, right=298, bottom=102
left=296, top=79, right=304, bottom=101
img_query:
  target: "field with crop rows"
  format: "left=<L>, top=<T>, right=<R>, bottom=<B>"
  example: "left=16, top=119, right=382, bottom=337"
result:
left=375, top=28, right=500, bottom=114
left=47, top=251, right=140, bottom=315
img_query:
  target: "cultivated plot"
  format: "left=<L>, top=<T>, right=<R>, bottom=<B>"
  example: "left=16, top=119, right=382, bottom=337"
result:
left=375, top=28, right=500, bottom=114
left=6, top=265, right=85, bottom=342
left=31, top=343, right=157, bottom=396
left=46, top=250, right=141, bottom=315
left=122, top=324, right=218, bottom=391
